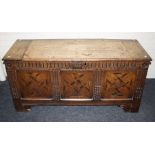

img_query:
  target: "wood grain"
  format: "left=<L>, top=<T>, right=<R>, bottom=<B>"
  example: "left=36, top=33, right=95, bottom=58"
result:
left=3, top=39, right=152, bottom=61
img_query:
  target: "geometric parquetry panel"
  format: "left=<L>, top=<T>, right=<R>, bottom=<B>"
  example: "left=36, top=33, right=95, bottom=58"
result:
left=102, top=71, right=136, bottom=99
left=17, top=71, right=52, bottom=98
left=61, top=71, right=93, bottom=99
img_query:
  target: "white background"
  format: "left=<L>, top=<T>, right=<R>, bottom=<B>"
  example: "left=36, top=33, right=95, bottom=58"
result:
left=0, top=0, right=155, bottom=155
left=0, top=32, right=155, bottom=81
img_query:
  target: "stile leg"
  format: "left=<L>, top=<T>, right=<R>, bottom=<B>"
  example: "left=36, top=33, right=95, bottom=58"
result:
left=13, top=99, right=31, bottom=112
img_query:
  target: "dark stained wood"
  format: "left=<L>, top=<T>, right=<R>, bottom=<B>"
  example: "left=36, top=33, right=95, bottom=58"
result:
left=3, top=39, right=152, bottom=112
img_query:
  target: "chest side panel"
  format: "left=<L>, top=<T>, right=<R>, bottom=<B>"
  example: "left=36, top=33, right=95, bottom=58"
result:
left=101, top=71, right=136, bottom=99
left=60, top=71, right=93, bottom=99
left=17, top=70, right=52, bottom=98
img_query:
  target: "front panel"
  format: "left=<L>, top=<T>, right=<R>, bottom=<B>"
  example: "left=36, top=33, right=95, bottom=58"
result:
left=4, top=60, right=150, bottom=112
left=60, top=71, right=93, bottom=99
left=101, top=71, right=136, bottom=99
left=17, top=71, right=52, bottom=98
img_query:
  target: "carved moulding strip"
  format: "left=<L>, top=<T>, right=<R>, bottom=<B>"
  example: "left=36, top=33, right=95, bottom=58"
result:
left=52, top=70, right=60, bottom=100
left=6, top=70, right=20, bottom=99
left=93, top=70, right=102, bottom=100
left=4, top=60, right=151, bottom=71
left=133, top=69, right=148, bottom=101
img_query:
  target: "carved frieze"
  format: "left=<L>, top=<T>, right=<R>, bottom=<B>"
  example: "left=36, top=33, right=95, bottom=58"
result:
left=4, top=60, right=151, bottom=71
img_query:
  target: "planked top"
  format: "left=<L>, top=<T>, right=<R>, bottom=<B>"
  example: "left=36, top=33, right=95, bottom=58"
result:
left=3, top=39, right=152, bottom=61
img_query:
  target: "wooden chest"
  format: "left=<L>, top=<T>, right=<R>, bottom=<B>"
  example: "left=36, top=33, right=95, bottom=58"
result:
left=3, top=39, right=152, bottom=112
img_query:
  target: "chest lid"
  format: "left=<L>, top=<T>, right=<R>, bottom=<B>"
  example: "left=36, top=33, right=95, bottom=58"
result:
left=3, top=39, right=152, bottom=61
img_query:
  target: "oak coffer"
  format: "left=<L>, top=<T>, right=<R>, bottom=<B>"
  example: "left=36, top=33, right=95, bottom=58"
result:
left=3, top=39, right=152, bottom=112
